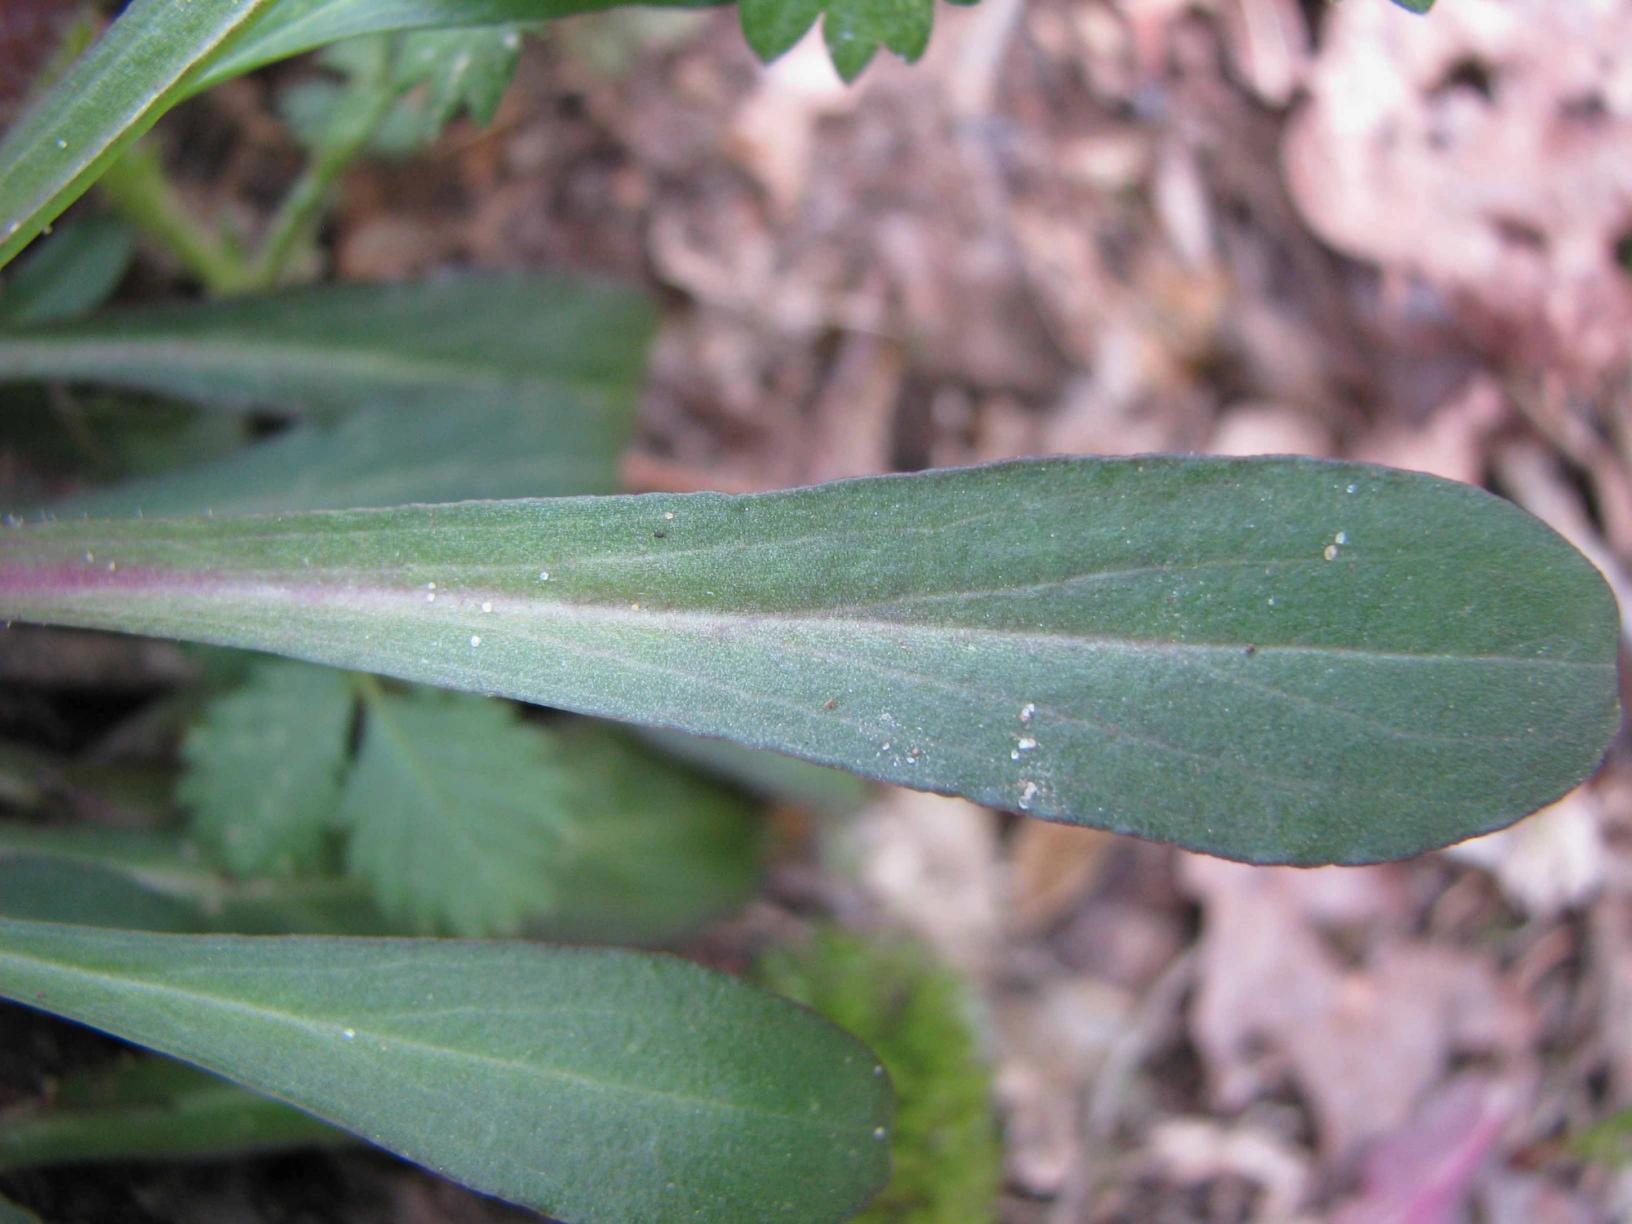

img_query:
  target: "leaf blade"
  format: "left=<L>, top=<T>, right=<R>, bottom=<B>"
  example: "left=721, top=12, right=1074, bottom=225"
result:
left=0, top=919, right=892, bottom=1224
left=0, top=0, right=274, bottom=271
left=0, top=271, right=656, bottom=416
left=181, top=660, right=354, bottom=876
left=0, top=457, right=1617, bottom=864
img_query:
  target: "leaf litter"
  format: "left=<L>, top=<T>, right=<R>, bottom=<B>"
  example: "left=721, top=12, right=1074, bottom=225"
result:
left=8, top=0, right=1632, bottom=1219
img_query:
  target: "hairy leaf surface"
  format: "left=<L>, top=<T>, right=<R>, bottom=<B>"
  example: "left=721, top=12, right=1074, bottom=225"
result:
left=0, top=920, right=892, bottom=1223
left=0, top=0, right=273, bottom=270
left=181, top=660, right=354, bottom=875
left=0, top=457, right=1617, bottom=864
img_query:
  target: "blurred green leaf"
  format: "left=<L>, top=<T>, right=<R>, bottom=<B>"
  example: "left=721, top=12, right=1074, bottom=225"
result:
left=0, top=1056, right=346, bottom=1173
left=180, top=660, right=354, bottom=876
left=0, top=457, right=1617, bottom=864
left=0, top=856, right=202, bottom=931
left=393, top=26, right=524, bottom=139
left=0, top=215, right=134, bottom=325
left=337, top=684, right=579, bottom=935
left=1389, top=0, right=1435, bottom=12
left=0, top=919, right=893, bottom=1223
left=0, top=271, right=655, bottom=418
left=527, top=722, right=762, bottom=944
left=45, top=395, right=635, bottom=519
left=0, top=822, right=389, bottom=935
left=337, top=687, right=761, bottom=938
left=639, top=727, right=872, bottom=816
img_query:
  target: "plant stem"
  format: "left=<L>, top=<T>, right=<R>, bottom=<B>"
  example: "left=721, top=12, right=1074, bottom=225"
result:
left=95, top=142, right=254, bottom=295
left=243, top=40, right=397, bottom=290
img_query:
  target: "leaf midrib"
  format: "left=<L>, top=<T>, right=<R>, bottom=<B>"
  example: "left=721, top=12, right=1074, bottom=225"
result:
left=0, top=941, right=854, bottom=1134
left=0, top=336, right=625, bottom=402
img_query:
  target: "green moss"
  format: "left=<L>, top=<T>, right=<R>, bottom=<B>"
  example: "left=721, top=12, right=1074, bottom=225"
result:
left=758, top=929, right=1001, bottom=1224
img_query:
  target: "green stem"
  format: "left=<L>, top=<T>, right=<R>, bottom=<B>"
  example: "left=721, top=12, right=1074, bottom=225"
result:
left=243, top=39, right=397, bottom=290
left=95, top=142, right=253, bottom=295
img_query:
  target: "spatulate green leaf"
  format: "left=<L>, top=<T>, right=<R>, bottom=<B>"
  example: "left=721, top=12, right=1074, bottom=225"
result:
left=42, top=395, right=635, bottom=520
left=0, top=919, right=893, bottom=1224
left=181, top=659, right=354, bottom=876
left=0, top=270, right=655, bottom=418
left=0, top=457, right=1618, bottom=864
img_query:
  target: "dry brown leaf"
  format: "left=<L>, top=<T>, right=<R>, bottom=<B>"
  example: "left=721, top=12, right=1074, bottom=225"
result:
left=1331, top=1076, right=1514, bottom=1224
left=1007, top=821, right=1115, bottom=935
left=1184, top=856, right=1535, bottom=1157
left=1284, top=0, right=1632, bottom=377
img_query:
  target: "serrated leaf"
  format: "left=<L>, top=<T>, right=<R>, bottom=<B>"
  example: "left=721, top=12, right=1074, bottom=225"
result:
left=0, top=1056, right=345, bottom=1172
left=339, top=686, right=579, bottom=936
left=0, top=215, right=134, bottom=325
left=0, top=458, right=1617, bottom=865
left=0, top=271, right=655, bottom=417
left=822, top=0, right=932, bottom=80
left=394, top=26, right=523, bottom=138
left=180, top=660, right=354, bottom=876
left=739, top=0, right=826, bottom=61
left=740, top=0, right=936, bottom=79
left=0, top=919, right=893, bottom=1224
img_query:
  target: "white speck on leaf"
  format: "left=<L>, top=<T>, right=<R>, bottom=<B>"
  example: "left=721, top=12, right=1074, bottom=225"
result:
left=538, top=570, right=550, bottom=581
left=1019, top=702, right=1036, bottom=724
left=1323, top=544, right=1339, bottom=561
left=481, top=601, right=493, bottom=613
left=1019, top=780, right=1039, bottom=809
left=469, top=635, right=482, bottom=647
left=1335, top=531, right=1348, bottom=545
left=342, top=1028, right=355, bottom=1040
left=1017, top=736, right=1037, bottom=752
